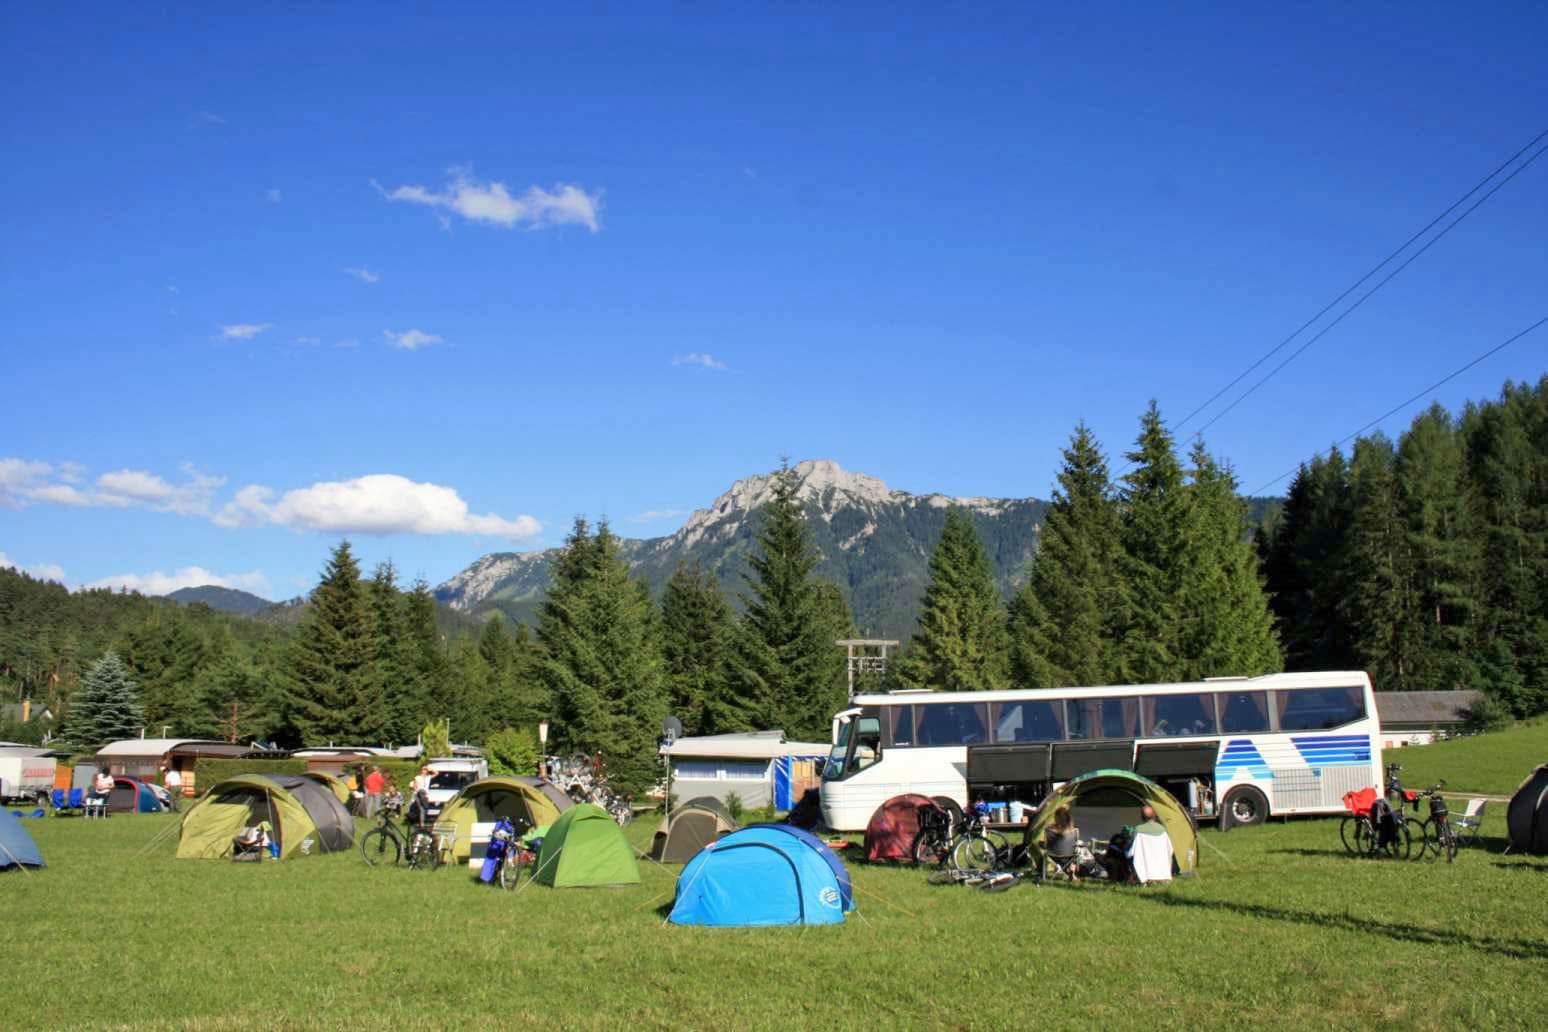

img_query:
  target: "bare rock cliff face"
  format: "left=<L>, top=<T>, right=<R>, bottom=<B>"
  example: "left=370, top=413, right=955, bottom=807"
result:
left=435, top=459, right=1045, bottom=639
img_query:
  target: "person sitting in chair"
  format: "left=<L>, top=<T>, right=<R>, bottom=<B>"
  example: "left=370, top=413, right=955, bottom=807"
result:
left=1126, top=805, right=1174, bottom=883
left=1043, top=805, right=1081, bottom=881
left=232, top=820, right=272, bottom=859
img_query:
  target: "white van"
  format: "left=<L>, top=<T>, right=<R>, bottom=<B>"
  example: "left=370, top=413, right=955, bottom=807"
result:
left=0, top=750, right=57, bottom=806
left=422, top=757, right=489, bottom=819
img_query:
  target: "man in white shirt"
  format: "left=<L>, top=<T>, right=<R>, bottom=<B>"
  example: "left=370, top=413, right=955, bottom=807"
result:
left=89, top=768, right=115, bottom=818
left=1126, top=805, right=1175, bottom=883
left=163, top=766, right=183, bottom=812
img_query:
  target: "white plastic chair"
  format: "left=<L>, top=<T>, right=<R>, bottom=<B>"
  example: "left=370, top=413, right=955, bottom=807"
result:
left=1452, top=798, right=1486, bottom=847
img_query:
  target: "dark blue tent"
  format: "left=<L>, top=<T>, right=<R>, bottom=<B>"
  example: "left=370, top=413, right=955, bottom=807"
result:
left=669, top=825, right=852, bottom=927
left=0, top=807, right=44, bottom=869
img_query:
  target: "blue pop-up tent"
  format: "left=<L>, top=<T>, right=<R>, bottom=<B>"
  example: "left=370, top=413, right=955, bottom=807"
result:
left=0, top=807, right=44, bottom=870
left=668, top=824, right=852, bottom=927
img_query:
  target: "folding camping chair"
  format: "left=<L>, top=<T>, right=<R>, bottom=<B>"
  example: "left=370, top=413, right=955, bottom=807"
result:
left=1452, top=798, right=1487, bottom=847
left=51, top=789, right=85, bottom=817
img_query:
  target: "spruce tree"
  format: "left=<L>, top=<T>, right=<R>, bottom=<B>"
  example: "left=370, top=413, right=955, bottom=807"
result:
left=894, top=507, right=1010, bottom=691
left=367, top=561, right=420, bottom=744
left=1341, top=435, right=1416, bottom=690
left=67, top=652, right=145, bottom=747
left=538, top=519, right=667, bottom=794
left=283, top=541, right=378, bottom=744
left=1009, top=422, right=1126, bottom=688
left=660, top=563, right=733, bottom=735
left=196, top=652, right=281, bottom=743
left=1117, top=402, right=1190, bottom=683
left=1179, top=441, right=1281, bottom=678
left=724, top=462, right=851, bottom=740
left=404, top=578, right=451, bottom=734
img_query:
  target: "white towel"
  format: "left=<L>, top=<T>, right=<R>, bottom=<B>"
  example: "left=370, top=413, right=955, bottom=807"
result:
left=1127, top=830, right=1174, bottom=883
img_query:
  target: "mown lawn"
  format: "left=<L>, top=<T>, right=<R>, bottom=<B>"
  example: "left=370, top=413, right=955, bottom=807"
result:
left=1383, top=719, right=1547, bottom=797
left=3, top=800, right=1545, bottom=1031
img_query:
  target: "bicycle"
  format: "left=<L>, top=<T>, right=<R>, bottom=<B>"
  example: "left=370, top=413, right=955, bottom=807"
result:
left=1340, top=788, right=1411, bottom=859
left=948, top=808, right=1011, bottom=871
left=487, top=818, right=536, bottom=890
left=1383, top=763, right=1428, bottom=859
left=1413, top=782, right=1458, bottom=863
left=359, top=802, right=441, bottom=869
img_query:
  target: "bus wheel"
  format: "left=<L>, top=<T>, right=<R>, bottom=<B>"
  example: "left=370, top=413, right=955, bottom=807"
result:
left=1224, top=786, right=1268, bottom=827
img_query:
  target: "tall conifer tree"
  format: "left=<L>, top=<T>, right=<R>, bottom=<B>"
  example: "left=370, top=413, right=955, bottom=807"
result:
left=894, top=508, right=1009, bottom=691
left=283, top=541, right=378, bottom=743
left=660, top=563, right=733, bottom=735
left=1117, top=402, right=1190, bottom=683
left=1009, top=422, right=1125, bottom=688
left=67, top=652, right=145, bottom=747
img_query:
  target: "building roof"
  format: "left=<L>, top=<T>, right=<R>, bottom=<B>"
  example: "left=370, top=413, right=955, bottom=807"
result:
left=95, top=739, right=266, bottom=759
left=1374, top=691, right=1484, bottom=727
left=662, top=730, right=829, bottom=760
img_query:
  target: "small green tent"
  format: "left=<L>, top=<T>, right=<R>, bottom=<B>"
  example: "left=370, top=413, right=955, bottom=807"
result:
left=533, top=803, right=640, bottom=888
left=1025, top=769, right=1199, bottom=875
left=177, top=773, right=353, bottom=860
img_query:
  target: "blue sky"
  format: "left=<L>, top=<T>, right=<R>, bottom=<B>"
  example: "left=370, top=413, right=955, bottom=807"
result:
left=2, top=3, right=1545, bottom=600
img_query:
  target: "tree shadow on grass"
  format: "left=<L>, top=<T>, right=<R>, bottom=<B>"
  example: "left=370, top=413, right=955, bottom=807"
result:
left=1267, top=848, right=1355, bottom=859
left=1126, top=894, right=1548, bottom=961
left=1492, top=859, right=1548, bottom=873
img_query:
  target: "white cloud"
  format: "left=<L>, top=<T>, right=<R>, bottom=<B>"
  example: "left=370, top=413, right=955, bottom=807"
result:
left=294, top=336, right=322, bottom=346
left=672, top=352, right=728, bottom=370
left=95, top=465, right=224, bottom=516
left=219, top=323, right=272, bottom=340
left=384, top=328, right=443, bottom=351
left=336, top=338, right=361, bottom=349
left=343, top=266, right=380, bottom=284
left=56, top=461, right=85, bottom=484
left=194, top=111, right=225, bottom=127
left=0, top=552, right=67, bottom=583
left=85, top=566, right=269, bottom=598
left=0, top=458, right=54, bottom=507
left=267, top=188, right=282, bottom=203
left=215, top=473, right=541, bottom=541
left=377, top=167, right=602, bottom=232
left=25, top=483, right=92, bottom=507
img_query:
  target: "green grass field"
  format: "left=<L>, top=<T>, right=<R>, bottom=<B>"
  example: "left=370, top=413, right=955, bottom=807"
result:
left=5, top=734, right=1547, bottom=1031
left=1382, top=719, right=1547, bottom=796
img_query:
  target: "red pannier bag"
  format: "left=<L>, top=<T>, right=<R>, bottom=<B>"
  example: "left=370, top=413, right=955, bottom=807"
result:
left=1343, top=787, right=1377, bottom=817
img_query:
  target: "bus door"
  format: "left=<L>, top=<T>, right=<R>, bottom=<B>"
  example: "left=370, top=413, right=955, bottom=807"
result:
left=825, top=708, right=881, bottom=781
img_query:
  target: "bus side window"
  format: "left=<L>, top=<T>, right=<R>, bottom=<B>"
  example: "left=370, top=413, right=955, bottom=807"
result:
left=887, top=705, right=914, bottom=747
left=1218, top=691, right=1269, bottom=733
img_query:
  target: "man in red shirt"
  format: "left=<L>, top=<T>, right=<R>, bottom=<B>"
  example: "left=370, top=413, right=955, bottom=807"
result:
left=364, top=766, right=386, bottom=818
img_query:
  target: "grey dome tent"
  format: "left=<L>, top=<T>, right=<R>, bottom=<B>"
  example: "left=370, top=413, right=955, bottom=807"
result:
left=650, top=796, right=738, bottom=862
left=1506, top=764, right=1548, bottom=855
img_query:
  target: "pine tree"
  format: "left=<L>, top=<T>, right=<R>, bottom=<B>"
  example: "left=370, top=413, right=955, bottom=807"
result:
left=1395, top=405, right=1481, bottom=691
left=1117, top=402, right=1190, bottom=683
left=66, top=652, right=145, bottom=748
left=1261, top=449, right=1359, bottom=669
left=283, top=541, right=379, bottom=744
left=1179, top=441, right=1281, bottom=678
left=724, top=462, right=852, bottom=740
left=367, top=561, right=420, bottom=744
left=894, top=508, right=1010, bottom=691
left=538, top=519, right=667, bottom=794
left=1342, top=434, right=1415, bottom=690
left=195, top=652, right=281, bottom=743
left=660, top=563, right=733, bottom=735
left=1009, top=422, right=1126, bottom=688
left=404, top=578, right=451, bottom=735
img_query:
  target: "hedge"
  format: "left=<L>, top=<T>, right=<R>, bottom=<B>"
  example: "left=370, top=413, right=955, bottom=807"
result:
left=183, top=758, right=423, bottom=797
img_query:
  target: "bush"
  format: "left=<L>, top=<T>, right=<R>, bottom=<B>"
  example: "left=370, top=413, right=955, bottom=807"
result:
left=485, top=728, right=541, bottom=778
left=723, top=792, right=744, bottom=822
left=1462, top=695, right=1512, bottom=734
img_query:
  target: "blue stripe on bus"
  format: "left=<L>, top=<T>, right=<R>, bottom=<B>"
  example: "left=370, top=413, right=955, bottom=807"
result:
left=1216, top=739, right=1274, bottom=780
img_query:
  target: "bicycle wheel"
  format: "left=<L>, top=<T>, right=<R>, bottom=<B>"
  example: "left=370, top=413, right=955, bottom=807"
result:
left=951, top=834, right=999, bottom=872
left=1406, top=819, right=1429, bottom=860
left=1353, top=819, right=1379, bottom=857
left=1432, top=820, right=1457, bottom=864
left=499, top=851, right=527, bottom=891
left=360, top=827, right=401, bottom=866
left=1339, top=816, right=1361, bottom=855
left=912, top=829, right=950, bottom=868
left=406, top=831, right=435, bottom=870
left=1377, top=820, right=1412, bottom=860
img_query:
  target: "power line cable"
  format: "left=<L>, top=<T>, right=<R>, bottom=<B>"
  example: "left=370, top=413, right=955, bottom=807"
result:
left=1173, top=126, right=1548, bottom=436
left=1193, top=138, right=1548, bottom=437
left=1249, top=313, right=1548, bottom=495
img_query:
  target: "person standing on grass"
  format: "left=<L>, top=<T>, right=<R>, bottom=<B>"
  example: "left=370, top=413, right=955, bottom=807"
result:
left=162, top=765, right=182, bottom=812
left=364, top=765, right=385, bottom=818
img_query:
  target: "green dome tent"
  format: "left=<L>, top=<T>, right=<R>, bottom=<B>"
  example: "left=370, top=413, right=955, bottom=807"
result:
left=438, top=777, right=568, bottom=862
left=300, top=771, right=351, bottom=805
left=1025, top=769, right=1199, bottom=875
left=533, top=803, right=640, bottom=888
left=177, top=773, right=353, bottom=860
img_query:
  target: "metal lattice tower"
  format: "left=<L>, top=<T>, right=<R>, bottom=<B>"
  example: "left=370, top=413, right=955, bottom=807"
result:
left=837, top=638, right=900, bottom=698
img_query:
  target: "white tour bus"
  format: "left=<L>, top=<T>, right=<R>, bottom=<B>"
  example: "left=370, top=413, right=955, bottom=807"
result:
left=819, top=671, right=1382, bottom=832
